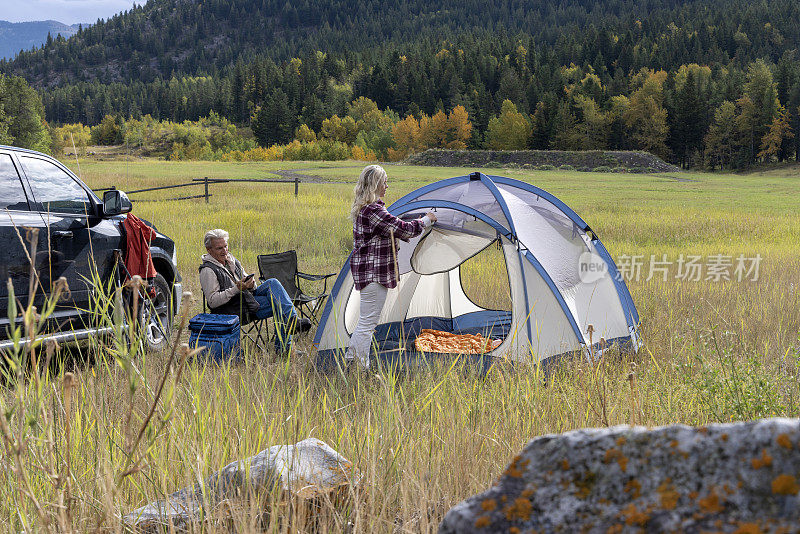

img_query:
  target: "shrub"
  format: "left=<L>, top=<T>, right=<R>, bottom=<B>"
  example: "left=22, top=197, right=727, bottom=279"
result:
left=351, top=144, right=376, bottom=161
left=537, top=164, right=555, bottom=171
left=593, top=166, right=612, bottom=172
left=558, top=164, right=575, bottom=171
left=91, top=115, right=122, bottom=145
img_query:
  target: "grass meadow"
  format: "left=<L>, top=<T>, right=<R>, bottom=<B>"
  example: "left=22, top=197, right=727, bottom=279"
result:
left=2, top=158, right=800, bottom=532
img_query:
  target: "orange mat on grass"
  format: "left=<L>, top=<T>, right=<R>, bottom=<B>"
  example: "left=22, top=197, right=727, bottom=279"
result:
left=414, top=329, right=502, bottom=354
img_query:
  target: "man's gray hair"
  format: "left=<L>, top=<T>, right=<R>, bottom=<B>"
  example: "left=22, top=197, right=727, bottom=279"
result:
left=204, top=228, right=229, bottom=249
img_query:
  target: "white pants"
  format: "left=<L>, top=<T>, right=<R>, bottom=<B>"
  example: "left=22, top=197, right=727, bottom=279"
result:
left=346, top=282, right=388, bottom=366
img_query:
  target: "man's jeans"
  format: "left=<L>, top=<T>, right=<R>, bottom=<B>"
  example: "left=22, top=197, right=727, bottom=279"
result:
left=251, top=278, right=297, bottom=353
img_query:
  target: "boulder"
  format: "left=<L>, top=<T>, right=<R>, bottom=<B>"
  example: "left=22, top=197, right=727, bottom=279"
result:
left=439, top=418, right=800, bottom=533
left=125, top=438, right=359, bottom=532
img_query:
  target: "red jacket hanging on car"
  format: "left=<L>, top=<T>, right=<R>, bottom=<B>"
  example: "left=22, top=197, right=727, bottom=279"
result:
left=122, top=213, right=158, bottom=280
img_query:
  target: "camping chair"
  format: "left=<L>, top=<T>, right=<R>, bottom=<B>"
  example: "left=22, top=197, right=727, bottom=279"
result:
left=257, top=251, right=336, bottom=326
left=201, top=293, right=270, bottom=353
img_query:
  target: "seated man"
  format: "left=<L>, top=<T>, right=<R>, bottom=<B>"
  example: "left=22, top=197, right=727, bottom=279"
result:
left=199, top=228, right=311, bottom=355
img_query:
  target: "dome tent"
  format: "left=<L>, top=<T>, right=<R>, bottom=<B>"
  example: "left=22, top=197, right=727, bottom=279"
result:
left=313, top=172, right=641, bottom=368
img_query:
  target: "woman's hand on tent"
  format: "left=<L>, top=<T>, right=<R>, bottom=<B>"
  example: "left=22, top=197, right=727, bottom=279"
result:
left=426, top=212, right=438, bottom=223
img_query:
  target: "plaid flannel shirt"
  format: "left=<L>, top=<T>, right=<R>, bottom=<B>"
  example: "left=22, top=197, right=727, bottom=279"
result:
left=350, top=200, right=426, bottom=290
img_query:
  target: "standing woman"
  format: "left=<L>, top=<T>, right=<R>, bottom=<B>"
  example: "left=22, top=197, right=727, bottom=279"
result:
left=347, top=165, right=437, bottom=368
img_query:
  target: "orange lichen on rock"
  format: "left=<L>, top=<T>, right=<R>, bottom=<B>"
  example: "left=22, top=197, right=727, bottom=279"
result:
left=474, top=515, right=491, bottom=528
left=504, top=456, right=525, bottom=478
left=698, top=488, right=724, bottom=513
left=620, top=503, right=650, bottom=526
left=699, top=426, right=708, bottom=434
left=603, top=448, right=618, bottom=463
left=658, top=479, right=679, bottom=510
left=776, top=433, right=793, bottom=450
left=771, top=474, right=799, bottom=495
left=606, top=525, right=623, bottom=534
left=618, top=456, right=629, bottom=472
left=689, top=491, right=699, bottom=499
left=624, top=479, right=642, bottom=499
left=616, top=436, right=627, bottom=446
left=561, top=459, right=570, bottom=470
left=481, top=498, right=497, bottom=511
left=603, top=448, right=628, bottom=472
left=721, top=433, right=729, bottom=441
left=574, top=483, right=592, bottom=499
left=751, top=449, right=773, bottom=469
left=521, top=488, right=535, bottom=499
left=733, top=522, right=763, bottom=534
left=504, top=497, right=533, bottom=521
left=509, top=528, right=521, bottom=534
left=669, top=440, right=679, bottom=448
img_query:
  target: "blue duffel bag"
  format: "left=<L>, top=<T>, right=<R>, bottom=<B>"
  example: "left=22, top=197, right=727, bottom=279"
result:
left=188, top=313, right=241, bottom=362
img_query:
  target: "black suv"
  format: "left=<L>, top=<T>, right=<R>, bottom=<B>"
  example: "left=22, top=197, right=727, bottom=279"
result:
left=0, top=145, right=181, bottom=352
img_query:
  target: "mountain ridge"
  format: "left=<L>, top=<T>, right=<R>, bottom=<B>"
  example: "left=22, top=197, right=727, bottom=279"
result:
left=2, top=0, right=770, bottom=88
left=0, top=20, right=82, bottom=61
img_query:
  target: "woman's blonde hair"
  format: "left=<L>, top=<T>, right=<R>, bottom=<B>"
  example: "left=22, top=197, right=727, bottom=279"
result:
left=350, top=165, right=387, bottom=220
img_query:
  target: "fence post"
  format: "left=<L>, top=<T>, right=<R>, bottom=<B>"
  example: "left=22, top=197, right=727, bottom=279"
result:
left=294, top=173, right=298, bottom=197
left=204, top=176, right=209, bottom=203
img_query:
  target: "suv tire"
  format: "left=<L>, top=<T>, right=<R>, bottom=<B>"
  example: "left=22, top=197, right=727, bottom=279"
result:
left=141, top=273, right=173, bottom=352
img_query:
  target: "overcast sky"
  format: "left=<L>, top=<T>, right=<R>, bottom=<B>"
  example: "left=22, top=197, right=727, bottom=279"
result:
left=2, top=0, right=139, bottom=25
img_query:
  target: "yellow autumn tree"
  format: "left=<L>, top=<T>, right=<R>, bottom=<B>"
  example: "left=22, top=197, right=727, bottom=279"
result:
left=419, top=106, right=472, bottom=149
left=418, top=111, right=445, bottom=148
left=390, top=115, right=421, bottom=158
left=623, top=69, right=670, bottom=158
left=320, top=115, right=358, bottom=144
left=295, top=124, right=317, bottom=142
left=758, top=105, right=793, bottom=161
left=447, top=105, right=472, bottom=149
left=485, top=100, right=531, bottom=150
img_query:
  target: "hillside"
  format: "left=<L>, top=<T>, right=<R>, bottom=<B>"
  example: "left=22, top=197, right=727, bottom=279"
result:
left=5, top=0, right=800, bottom=170
left=0, top=20, right=80, bottom=60
left=4, top=0, right=800, bottom=88
left=404, top=150, right=681, bottom=173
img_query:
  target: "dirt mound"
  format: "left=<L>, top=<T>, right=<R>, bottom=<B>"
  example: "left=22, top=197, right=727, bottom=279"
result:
left=404, top=149, right=680, bottom=173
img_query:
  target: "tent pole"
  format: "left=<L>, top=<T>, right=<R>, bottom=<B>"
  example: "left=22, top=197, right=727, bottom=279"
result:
left=390, top=228, right=399, bottom=284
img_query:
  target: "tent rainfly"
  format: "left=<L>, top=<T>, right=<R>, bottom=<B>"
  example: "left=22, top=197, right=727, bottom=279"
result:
left=314, top=172, right=641, bottom=368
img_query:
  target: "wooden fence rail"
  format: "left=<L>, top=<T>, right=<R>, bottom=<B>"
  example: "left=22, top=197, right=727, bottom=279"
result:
left=95, top=175, right=300, bottom=202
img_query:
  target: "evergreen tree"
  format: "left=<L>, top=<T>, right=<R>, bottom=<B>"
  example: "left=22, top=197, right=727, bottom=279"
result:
left=0, top=73, right=51, bottom=152
left=670, top=70, right=705, bottom=168
left=741, top=59, right=779, bottom=163
left=704, top=101, right=737, bottom=169
left=252, top=89, right=294, bottom=146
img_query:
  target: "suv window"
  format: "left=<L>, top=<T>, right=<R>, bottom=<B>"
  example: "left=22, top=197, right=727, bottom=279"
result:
left=0, top=154, right=30, bottom=210
left=20, top=156, right=93, bottom=215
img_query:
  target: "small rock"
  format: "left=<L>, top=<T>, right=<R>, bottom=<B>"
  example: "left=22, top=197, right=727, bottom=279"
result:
left=125, top=438, right=359, bottom=532
left=439, top=418, right=800, bottom=533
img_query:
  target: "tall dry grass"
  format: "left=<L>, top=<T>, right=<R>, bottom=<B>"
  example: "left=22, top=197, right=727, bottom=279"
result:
left=1, top=161, right=799, bottom=531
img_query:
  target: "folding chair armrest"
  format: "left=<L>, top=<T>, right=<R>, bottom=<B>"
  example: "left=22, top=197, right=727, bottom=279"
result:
left=298, top=271, right=336, bottom=296
left=296, top=271, right=336, bottom=281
